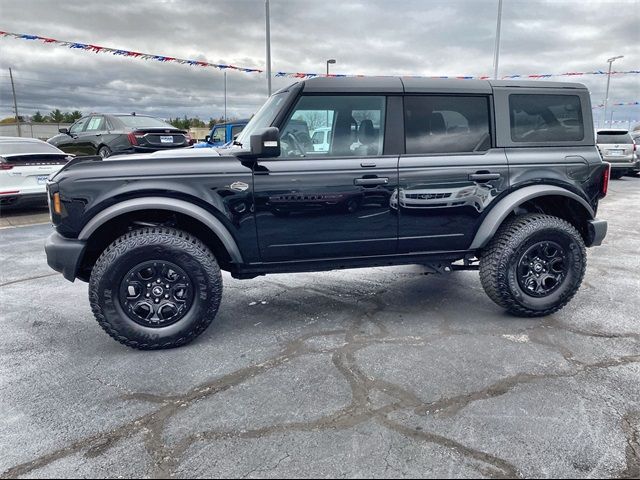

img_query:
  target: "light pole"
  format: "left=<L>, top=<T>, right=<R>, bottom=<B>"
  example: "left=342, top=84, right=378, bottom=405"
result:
left=492, top=0, right=503, bottom=80
left=265, top=0, right=272, bottom=96
left=223, top=71, right=227, bottom=122
left=603, top=55, right=623, bottom=128
left=326, top=59, right=336, bottom=76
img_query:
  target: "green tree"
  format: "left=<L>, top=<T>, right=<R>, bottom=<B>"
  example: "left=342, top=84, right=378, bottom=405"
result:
left=49, top=109, right=64, bottom=123
left=32, top=111, right=45, bottom=123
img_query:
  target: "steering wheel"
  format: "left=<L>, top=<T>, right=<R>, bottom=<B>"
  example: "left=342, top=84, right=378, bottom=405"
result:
left=282, top=132, right=307, bottom=157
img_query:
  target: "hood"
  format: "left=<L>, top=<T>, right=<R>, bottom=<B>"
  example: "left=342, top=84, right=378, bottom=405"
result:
left=106, top=147, right=224, bottom=161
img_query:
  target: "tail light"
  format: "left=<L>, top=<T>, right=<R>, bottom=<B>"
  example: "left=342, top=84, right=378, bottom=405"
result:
left=601, top=163, right=611, bottom=197
left=127, top=132, right=138, bottom=146
left=0, top=163, right=14, bottom=170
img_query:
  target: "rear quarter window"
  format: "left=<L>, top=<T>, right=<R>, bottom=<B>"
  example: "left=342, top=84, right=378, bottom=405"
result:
left=509, top=94, right=584, bottom=143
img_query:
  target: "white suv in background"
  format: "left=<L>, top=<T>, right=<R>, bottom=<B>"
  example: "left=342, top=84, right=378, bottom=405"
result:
left=596, top=129, right=636, bottom=178
left=0, top=137, right=71, bottom=209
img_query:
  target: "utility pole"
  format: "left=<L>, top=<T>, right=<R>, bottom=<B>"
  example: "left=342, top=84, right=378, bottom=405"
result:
left=492, top=0, right=503, bottom=80
left=9, top=68, right=22, bottom=137
left=223, top=71, right=227, bottom=122
left=265, top=0, right=272, bottom=96
left=603, top=55, right=623, bottom=128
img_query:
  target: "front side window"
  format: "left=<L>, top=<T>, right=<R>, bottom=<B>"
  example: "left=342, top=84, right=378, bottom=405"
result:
left=85, top=116, right=105, bottom=132
left=211, top=126, right=226, bottom=143
left=69, top=117, right=89, bottom=134
left=510, top=94, right=584, bottom=142
left=279, top=95, right=386, bottom=158
left=404, top=96, right=491, bottom=154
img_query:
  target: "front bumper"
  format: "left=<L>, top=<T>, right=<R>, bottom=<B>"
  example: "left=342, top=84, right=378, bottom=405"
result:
left=45, top=232, right=87, bottom=282
left=586, top=219, right=607, bottom=247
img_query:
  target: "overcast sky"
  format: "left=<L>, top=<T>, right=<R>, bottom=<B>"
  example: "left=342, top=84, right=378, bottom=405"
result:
left=0, top=0, right=638, bottom=125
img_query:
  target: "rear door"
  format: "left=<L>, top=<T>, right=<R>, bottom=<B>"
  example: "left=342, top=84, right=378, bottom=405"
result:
left=253, top=94, right=399, bottom=262
left=398, top=94, right=508, bottom=253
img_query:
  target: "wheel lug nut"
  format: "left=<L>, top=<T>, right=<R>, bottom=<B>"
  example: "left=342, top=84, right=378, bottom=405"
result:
left=166, top=284, right=170, bottom=288
left=157, top=279, right=161, bottom=283
left=155, top=299, right=159, bottom=303
left=165, top=294, right=169, bottom=298
left=147, top=283, right=151, bottom=287
left=146, top=293, right=150, bottom=297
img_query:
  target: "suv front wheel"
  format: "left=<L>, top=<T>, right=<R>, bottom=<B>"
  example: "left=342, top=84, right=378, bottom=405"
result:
left=480, top=214, right=586, bottom=317
left=89, top=227, right=222, bottom=349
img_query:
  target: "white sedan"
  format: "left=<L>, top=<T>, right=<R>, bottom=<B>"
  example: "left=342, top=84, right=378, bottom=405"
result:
left=0, top=137, right=72, bottom=209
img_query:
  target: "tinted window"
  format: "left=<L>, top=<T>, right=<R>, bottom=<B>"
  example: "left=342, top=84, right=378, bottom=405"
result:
left=279, top=95, right=386, bottom=157
left=85, top=116, right=105, bottom=132
left=69, top=117, right=89, bottom=134
left=116, top=115, right=174, bottom=129
left=0, top=140, right=64, bottom=156
left=404, top=96, right=490, bottom=154
left=231, top=125, right=244, bottom=139
left=510, top=94, right=584, bottom=142
left=597, top=131, right=632, bottom=144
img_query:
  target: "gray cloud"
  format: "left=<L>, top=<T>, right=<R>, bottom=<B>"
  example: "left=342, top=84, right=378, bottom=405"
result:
left=0, top=0, right=638, bottom=124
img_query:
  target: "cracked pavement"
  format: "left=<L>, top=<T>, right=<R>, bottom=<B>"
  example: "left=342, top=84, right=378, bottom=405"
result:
left=0, top=178, right=639, bottom=478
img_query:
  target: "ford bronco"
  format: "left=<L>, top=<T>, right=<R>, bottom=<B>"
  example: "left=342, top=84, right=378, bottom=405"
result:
left=45, top=77, right=610, bottom=349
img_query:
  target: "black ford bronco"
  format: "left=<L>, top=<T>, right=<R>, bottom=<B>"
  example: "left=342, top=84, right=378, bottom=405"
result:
left=45, top=77, right=609, bottom=349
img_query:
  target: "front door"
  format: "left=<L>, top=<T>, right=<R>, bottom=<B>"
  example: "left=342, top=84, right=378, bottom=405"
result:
left=397, top=95, right=508, bottom=253
left=253, top=94, right=398, bottom=262
left=56, top=116, right=90, bottom=154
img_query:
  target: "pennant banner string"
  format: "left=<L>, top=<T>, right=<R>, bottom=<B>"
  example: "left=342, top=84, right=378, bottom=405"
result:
left=2, top=30, right=639, bottom=81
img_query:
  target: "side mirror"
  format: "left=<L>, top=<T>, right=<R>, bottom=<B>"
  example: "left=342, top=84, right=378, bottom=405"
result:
left=205, top=135, right=211, bottom=143
left=59, top=128, right=69, bottom=135
left=237, top=127, right=280, bottom=160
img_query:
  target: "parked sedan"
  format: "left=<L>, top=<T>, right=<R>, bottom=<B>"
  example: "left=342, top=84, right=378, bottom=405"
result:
left=47, top=113, right=192, bottom=158
left=596, top=129, right=636, bottom=178
left=0, top=137, right=71, bottom=209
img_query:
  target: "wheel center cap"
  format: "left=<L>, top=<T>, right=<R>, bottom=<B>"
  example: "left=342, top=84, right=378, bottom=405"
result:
left=533, top=263, right=543, bottom=273
left=152, top=286, right=164, bottom=297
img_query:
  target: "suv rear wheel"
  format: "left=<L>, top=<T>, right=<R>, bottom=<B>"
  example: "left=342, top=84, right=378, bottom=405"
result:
left=89, top=227, right=222, bottom=349
left=479, top=214, right=586, bottom=317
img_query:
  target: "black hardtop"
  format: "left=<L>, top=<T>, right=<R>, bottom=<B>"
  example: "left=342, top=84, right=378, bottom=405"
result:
left=298, top=76, right=588, bottom=94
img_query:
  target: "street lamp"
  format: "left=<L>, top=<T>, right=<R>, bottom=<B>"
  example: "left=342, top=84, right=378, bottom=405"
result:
left=603, top=55, right=623, bottom=127
left=326, top=59, right=336, bottom=76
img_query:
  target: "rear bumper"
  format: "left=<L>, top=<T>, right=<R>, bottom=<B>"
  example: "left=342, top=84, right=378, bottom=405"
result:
left=586, top=219, right=607, bottom=247
left=45, top=232, right=87, bottom=282
left=0, top=192, right=47, bottom=208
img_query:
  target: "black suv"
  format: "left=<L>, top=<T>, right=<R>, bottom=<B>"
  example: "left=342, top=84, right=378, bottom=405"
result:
left=47, top=113, right=191, bottom=158
left=45, top=77, right=609, bottom=350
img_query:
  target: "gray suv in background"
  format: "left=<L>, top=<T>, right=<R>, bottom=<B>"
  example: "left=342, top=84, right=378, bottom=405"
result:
left=596, top=129, right=637, bottom=178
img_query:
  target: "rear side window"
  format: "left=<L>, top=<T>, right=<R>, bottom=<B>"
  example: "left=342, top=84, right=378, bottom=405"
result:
left=231, top=125, right=244, bottom=139
left=597, top=131, right=632, bottom=144
left=509, top=94, right=584, bottom=142
left=404, top=96, right=491, bottom=154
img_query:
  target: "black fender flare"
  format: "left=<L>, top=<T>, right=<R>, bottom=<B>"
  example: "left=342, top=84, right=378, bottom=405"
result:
left=78, top=197, right=243, bottom=264
left=469, top=185, right=595, bottom=250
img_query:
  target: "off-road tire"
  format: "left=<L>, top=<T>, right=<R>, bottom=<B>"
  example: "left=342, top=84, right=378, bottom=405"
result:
left=89, top=227, right=222, bottom=349
left=610, top=170, right=625, bottom=180
left=479, top=214, right=586, bottom=317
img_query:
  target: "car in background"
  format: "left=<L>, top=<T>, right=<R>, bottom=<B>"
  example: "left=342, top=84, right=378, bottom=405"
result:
left=193, top=119, right=248, bottom=148
left=47, top=113, right=192, bottom=158
left=0, top=137, right=71, bottom=209
left=596, top=129, right=636, bottom=178
left=631, top=130, right=640, bottom=173
left=311, top=127, right=332, bottom=152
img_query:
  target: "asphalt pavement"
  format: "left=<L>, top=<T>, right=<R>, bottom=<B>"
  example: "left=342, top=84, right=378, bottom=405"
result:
left=0, top=178, right=639, bottom=478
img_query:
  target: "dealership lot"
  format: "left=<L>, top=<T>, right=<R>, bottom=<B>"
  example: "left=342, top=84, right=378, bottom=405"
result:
left=0, top=178, right=638, bottom=478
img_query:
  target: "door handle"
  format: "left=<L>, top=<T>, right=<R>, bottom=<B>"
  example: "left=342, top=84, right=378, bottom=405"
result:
left=360, top=161, right=377, bottom=168
left=468, top=172, right=501, bottom=182
left=354, top=177, right=389, bottom=186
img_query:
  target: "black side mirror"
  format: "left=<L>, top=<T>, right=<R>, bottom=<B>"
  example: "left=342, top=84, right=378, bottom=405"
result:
left=59, top=128, right=69, bottom=135
left=205, top=135, right=211, bottom=143
left=237, top=127, right=280, bottom=160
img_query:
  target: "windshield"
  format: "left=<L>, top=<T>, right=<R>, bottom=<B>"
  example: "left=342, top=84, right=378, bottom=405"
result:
left=116, top=115, right=175, bottom=129
left=234, top=92, right=288, bottom=147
